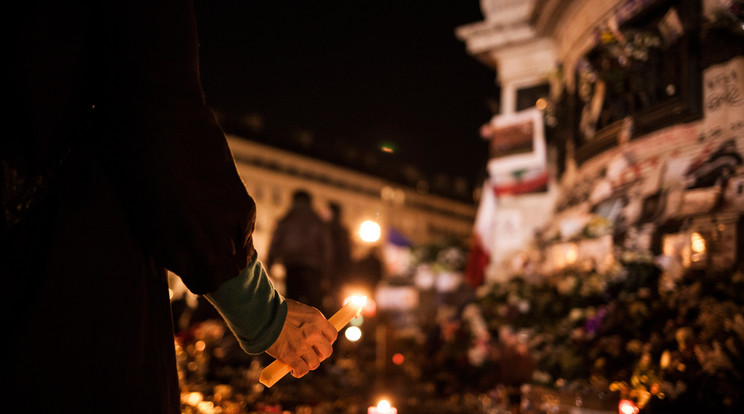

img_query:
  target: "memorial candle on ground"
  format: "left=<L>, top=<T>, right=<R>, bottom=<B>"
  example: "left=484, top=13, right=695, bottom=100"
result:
left=368, top=399, right=397, bottom=414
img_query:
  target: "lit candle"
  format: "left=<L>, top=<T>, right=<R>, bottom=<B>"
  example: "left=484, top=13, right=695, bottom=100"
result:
left=368, top=399, right=397, bottom=414
left=259, top=296, right=367, bottom=387
left=618, top=399, right=638, bottom=414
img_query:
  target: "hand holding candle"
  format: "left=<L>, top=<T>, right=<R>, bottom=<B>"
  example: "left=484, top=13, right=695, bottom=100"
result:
left=260, top=296, right=368, bottom=387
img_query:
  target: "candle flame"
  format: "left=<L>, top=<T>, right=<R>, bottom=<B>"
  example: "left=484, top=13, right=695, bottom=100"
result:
left=344, top=295, right=368, bottom=309
left=618, top=399, right=638, bottom=414
left=377, top=400, right=391, bottom=411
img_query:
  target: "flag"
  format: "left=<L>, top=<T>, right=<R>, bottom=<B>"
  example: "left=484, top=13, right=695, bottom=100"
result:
left=465, top=180, right=497, bottom=288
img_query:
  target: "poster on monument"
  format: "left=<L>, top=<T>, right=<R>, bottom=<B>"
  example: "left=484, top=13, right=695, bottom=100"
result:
left=483, top=108, right=549, bottom=196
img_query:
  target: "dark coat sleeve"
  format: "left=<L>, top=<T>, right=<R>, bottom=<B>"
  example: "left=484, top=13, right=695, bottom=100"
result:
left=93, top=0, right=255, bottom=294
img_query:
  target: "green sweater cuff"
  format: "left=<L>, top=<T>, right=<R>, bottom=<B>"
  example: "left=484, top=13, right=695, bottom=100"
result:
left=205, top=253, right=287, bottom=354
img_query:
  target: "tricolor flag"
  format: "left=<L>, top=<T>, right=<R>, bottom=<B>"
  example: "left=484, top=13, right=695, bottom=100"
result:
left=464, top=179, right=497, bottom=288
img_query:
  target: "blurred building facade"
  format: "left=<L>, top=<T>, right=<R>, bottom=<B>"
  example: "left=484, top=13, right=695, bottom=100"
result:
left=447, top=1, right=744, bottom=411
left=457, top=0, right=744, bottom=283
left=227, top=135, right=476, bottom=268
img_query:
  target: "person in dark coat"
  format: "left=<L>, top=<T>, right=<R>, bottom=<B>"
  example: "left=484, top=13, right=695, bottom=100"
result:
left=353, top=246, right=384, bottom=292
left=327, top=202, right=352, bottom=287
left=3, top=1, right=336, bottom=412
left=267, top=190, right=333, bottom=313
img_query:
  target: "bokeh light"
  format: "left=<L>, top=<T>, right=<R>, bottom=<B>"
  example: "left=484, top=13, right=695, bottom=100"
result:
left=618, top=399, right=639, bottom=414
left=392, top=353, right=405, bottom=365
left=690, top=232, right=706, bottom=253
left=182, top=392, right=203, bottom=407
left=345, top=326, right=362, bottom=342
left=379, top=141, right=397, bottom=153
left=359, top=220, right=381, bottom=242
left=343, top=295, right=368, bottom=309
left=535, top=97, right=548, bottom=110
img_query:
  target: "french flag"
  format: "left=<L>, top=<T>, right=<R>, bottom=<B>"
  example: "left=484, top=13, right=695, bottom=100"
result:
left=464, top=179, right=497, bottom=288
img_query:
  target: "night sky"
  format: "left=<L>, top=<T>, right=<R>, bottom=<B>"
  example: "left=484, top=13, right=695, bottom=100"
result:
left=193, top=1, right=498, bottom=196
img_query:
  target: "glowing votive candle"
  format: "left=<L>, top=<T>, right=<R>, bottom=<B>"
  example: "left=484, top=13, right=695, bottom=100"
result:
left=368, top=399, right=397, bottom=414
left=618, top=399, right=639, bottom=414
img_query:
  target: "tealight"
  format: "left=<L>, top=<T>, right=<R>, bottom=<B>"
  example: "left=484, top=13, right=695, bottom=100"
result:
left=368, top=399, right=397, bottom=414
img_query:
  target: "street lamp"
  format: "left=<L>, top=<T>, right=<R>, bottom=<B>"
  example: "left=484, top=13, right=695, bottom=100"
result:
left=359, top=220, right=381, bottom=243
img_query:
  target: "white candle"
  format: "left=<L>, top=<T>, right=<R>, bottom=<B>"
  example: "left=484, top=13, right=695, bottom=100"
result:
left=259, top=296, right=367, bottom=387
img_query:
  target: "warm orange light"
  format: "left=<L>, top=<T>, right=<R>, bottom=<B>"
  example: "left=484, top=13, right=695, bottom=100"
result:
left=360, top=220, right=381, bottom=242
left=196, top=401, right=215, bottom=412
left=392, top=353, right=405, bottom=365
left=618, top=399, right=638, bottom=414
left=343, top=295, right=368, bottom=309
left=660, top=350, right=671, bottom=369
left=536, top=97, right=548, bottom=110
left=368, top=399, right=397, bottom=414
left=690, top=232, right=706, bottom=254
left=565, top=243, right=578, bottom=265
left=341, top=287, right=377, bottom=316
left=690, top=232, right=706, bottom=263
left=363, top=297, right=377, bottom=316
left=182, top=392, right=203, bottom=407
left=345, top=326, right=362, bottom=342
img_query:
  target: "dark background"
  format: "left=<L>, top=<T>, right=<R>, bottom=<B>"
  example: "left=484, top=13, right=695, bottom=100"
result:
left=193, top=1, right=499, bottom=200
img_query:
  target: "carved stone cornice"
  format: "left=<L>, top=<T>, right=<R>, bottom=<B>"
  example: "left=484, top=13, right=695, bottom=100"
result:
left=455, top=0, right=540, bottom=68
left=531, top=0, right=575, bottom=36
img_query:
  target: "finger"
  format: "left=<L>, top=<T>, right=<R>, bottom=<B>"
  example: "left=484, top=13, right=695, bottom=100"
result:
left=313, top=341, right=334, bottom=360
left=320, top=320, right=338, bottom=343
left=303, top=350, right=321, bottom=371
left=289, top=358, right=310, bottom=378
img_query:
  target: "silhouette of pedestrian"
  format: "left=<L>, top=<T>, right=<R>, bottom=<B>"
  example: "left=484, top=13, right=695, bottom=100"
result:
left=267, top=190, right=333, bottom=312
left=327, top=202, right=352, bottom=288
